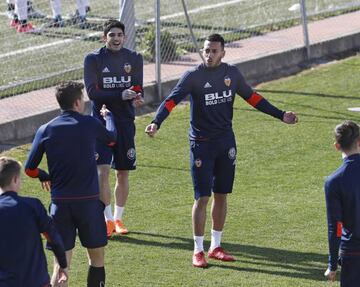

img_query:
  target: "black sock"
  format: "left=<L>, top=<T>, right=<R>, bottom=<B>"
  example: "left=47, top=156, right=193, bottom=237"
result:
left=87, top=266, right=105, bottom=287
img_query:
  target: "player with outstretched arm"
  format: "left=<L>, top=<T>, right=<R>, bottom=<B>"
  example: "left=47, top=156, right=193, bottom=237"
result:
left=145, top=33, right=298, bottom=268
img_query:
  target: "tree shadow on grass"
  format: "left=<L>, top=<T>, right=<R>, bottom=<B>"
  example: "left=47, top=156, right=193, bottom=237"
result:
left=110, top=231, right=327, bottom=281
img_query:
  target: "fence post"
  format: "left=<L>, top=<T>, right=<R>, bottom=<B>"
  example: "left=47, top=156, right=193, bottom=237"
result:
left=299, top=0, right=311, bottom=60
left=120, top=0, right=136, bottom=50
left=155, top=0, right=162, bottom=101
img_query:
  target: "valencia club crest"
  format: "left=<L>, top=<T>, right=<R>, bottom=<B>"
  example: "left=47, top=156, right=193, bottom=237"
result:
left=224, top=76, right=231, bottom=87
left=124, top=63, right=132, bottom=73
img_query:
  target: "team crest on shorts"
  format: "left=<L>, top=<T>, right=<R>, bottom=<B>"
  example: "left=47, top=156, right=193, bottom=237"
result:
left=124, top=63, right=132, bottom=73
left=224, top=76, right=231, bottom=87
left=127, top=148, right=136, bottom=160
left=195, top=158, right=202, bottom=168
left=228, top=147, right=236, bottom=160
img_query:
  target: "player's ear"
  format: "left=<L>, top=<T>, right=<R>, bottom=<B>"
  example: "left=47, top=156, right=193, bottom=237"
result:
left=102, top=35, right=107, bottom=43
left=334, top=142, right=341, bottom=151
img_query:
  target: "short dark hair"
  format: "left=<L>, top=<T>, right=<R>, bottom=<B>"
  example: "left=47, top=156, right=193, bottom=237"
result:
left=0, top=157, right=21, bottom=188
left=206, top=34, right=225, bottom=49
left=103, top=19, right=125, bottom=36
left=55, top=81, right=84, bottom=110
left=334, top=120, right=360, bottom=150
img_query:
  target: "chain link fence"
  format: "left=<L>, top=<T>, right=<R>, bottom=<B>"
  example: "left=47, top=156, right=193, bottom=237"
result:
left=0, top=0, right=359, bottom=99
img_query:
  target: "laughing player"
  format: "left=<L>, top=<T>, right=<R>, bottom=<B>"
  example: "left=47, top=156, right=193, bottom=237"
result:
left=84, top=19, right=144, bottom=238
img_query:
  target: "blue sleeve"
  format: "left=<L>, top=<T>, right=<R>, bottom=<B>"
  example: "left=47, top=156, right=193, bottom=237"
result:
left=84, top=54, right=122, bottom=102
left=32, top=199, right=67, bottom=269
left=24, top=126, right=50, bottom=182
left=236, top=69, right=284, bottom=120
left=152, top=71, right=192, bottom=128
left=133, top=54, right=144, bottom=98
left=325, top=177, right=342, bottom=271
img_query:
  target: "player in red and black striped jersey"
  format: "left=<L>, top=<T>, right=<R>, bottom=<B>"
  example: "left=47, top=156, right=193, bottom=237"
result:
left=146, top=33, right=298, bottom=268
left=24, top=81, right=116, bottom=287
left=324, top=121, right=360, bottom=286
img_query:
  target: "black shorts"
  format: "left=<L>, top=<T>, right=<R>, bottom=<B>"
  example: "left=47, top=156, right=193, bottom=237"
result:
left=96, top=121, right=136, bottom=170
left=48, top=200, right=107, bottom=250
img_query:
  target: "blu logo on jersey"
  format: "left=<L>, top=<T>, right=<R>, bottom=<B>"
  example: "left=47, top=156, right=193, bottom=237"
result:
left=205, top=90, right=232, bottom=106
left=103, top=76, right=132, bottom=88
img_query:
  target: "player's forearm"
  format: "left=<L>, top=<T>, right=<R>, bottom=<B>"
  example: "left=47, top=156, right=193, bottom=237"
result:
left=246, top=92, right=284, bottom=120
left=43, top=228, right=67, bottom=269
left=328, top=221, right=342, bottom=270
left=25, top=167, right=50, bottom=182
left=152, top=100, right=174, bottom=129
left=86, top=85, right=121, bottom=101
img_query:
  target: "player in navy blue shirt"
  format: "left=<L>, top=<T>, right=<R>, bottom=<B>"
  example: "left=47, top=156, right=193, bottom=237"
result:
left=324, top=121, right=360, bottom=286
left=145, top=34, right=298, bottom=268
left=24, top=81, right=116, bottom=287
left=84, top=19, right=144, bottom=237
left=0, top=156, right=67, bottom=287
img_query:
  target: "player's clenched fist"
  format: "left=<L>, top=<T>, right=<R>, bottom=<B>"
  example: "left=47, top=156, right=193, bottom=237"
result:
left=145, top=123, right=158, bottom=137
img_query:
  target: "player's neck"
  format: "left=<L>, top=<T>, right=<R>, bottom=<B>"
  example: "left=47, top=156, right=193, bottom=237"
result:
left=342, top=150, right=360, bottom=158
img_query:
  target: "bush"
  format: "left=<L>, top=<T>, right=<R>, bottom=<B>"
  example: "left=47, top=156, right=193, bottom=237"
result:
left=141, top=26, right=178, bottom=62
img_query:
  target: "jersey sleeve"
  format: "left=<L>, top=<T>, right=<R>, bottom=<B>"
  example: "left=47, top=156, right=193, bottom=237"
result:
left=31, top=199, right=67, bottom=269
left=84, top=54, right=122, bottom=102
left=324, top=177, right=342, bottom=271
left=24, top=125, right=50, bottom=182
left=152, top=70, right=193, bottom=128
left=236, top=69, right=284, bottom=120
left=133, top=53, right=144, bottom=98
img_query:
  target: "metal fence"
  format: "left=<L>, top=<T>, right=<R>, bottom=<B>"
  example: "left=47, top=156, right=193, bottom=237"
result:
left=0, top=0, right=359, bottom=99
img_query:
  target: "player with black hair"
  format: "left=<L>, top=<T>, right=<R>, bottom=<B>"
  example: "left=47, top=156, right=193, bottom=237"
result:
left=146, top=33, right=298, bottom=268
left=84, top=19, right=144, bottom=238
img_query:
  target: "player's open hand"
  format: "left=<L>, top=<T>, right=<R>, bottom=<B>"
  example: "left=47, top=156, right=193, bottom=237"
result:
left=145, top=123, right=158, bottom=137
left=324, top=267, right=336, bottom=282
left=283, top=111, right=298, bottom=124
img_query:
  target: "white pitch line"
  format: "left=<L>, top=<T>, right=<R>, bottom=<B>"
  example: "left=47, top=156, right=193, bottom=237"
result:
left=0, top=0, right=245, bottom=59
left=0, top=31, right=101, bottom=60
left=0, top=39, right=74, bottom=59
left=148, top=0, right=246, bottom=22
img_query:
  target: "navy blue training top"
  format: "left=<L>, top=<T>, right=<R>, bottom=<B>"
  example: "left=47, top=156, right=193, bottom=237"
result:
left=84, top=46, right=143, bottom=124
left=152, top=63, right=284, bottom=140
left=0, top=191, right=66, bottom=287
left=325, top=153, right=360, bottom=271
left=24, top=110, right=116, bottom=202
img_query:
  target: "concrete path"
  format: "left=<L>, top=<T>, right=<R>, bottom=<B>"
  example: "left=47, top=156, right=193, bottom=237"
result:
left=1, top=11, right=359, bottom=141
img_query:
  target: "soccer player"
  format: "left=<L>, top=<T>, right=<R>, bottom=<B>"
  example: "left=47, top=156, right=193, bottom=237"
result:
left=24, top=81, right=117, bottom=287
left=145, top=33, right=298, bottom=268
left=8, top=0, right=38, bottom=32
left=0, top=156, right=67, bottom=286
left=324, top=120, right=360, bottom=286
left=84, top=19, right=144, bottom=238
left=48, top=0, right=90, bottom=28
